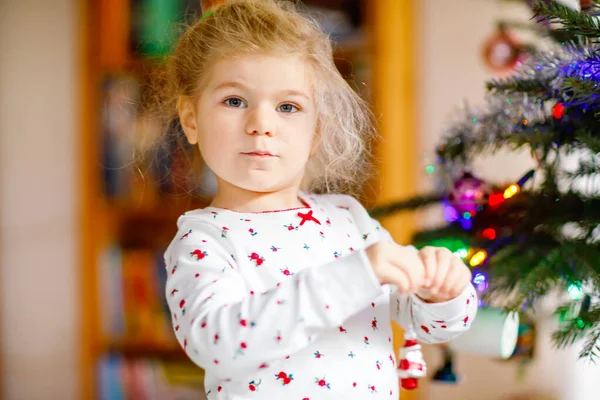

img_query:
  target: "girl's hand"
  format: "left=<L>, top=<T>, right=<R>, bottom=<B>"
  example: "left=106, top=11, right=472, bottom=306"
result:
left=365, top=242, right=425, bottom=294
left=415, top=246, right=472, bottom=303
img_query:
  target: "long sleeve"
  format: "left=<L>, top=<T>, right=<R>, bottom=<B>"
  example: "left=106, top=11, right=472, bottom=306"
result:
left=391, top=285, right=478, bottom=344
left=164, top=220, right=384, bottom=380
left=364, top=214, right=478, bottom=344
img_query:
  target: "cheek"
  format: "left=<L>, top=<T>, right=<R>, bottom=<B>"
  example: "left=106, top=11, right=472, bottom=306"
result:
left=199, top=133, right=229, bottom=154
left=197, top=116, right=239, bottom=155
left=288, top=118, right=317, bottom=150
left=197, top=135, right=233, bottom=177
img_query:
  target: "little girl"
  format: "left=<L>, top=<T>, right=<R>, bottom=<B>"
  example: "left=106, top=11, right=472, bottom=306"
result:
left=158, top=1, right=477, bottom=398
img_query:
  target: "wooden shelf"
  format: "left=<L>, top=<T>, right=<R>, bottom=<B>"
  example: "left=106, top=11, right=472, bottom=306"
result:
left=101, top=196, right=211, bottom=248
left=107, top=196, right=211, bottom=222
left=103, top=338, right=188, bottom=360
left=114, top=55, right=167, bottom=77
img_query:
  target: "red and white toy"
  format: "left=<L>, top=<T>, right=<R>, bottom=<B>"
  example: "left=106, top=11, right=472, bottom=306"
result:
left=397, top=327, right=427, bottom=390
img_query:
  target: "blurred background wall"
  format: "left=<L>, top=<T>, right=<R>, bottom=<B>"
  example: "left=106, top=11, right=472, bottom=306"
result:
left=0, top=0, right=79, bottom=399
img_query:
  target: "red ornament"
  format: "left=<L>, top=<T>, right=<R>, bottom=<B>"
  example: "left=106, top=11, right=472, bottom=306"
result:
left=401, top=377, right=419, bottom=390
left=553, top=102, right=565, bottom=119
left=482, top=28, right=522, bottom=73
left=581, top=0, right=593, bottom=11
left=397, top=330, right=427, bottom=390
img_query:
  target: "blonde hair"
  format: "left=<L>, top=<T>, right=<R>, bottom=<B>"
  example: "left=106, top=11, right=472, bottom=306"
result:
left=146, top=0, right=376, bottom=195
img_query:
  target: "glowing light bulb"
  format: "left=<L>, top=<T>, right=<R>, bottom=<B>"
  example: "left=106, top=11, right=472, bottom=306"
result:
left=568, top=284, right=584, bottom=301
left=454, top=248, right=469, bottom=259
left=469, top=250, right=487, bottom=267
left=504, top=184, right=520, bottom=199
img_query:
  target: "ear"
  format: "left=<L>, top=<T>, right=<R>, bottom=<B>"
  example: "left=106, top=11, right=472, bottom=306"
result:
left=178, top=95, right=199, bottom=145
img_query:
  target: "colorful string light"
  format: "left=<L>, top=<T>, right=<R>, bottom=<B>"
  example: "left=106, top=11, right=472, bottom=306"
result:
left=469, top=250, right=488, bottom=267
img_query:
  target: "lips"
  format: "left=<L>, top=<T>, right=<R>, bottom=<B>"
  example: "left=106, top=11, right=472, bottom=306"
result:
left=243, top=151, right=276, bottom=157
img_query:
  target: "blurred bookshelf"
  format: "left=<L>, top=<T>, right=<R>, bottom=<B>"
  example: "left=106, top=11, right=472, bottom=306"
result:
left=79, top=0, right=374, bottom=399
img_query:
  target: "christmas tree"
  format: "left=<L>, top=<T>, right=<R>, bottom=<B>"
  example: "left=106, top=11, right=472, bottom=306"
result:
left=371, top=0, right=600, bottom=360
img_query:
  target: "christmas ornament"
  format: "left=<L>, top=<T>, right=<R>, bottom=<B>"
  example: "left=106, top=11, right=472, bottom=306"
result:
left=449, top=307, right=520, bottom=359
left=508, top=317, right=535, bottom=361
left=482, top=27, right=522, bottom=73
left=580, top=0, right=593, bottom=10
left=448, top=172, right=492, bottom=215
left=397, top=325, right=427, bottom=390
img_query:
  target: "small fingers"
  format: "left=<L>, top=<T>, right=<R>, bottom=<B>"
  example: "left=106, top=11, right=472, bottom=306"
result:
left=439, top=256, right=472, bottom=299
left=418, top=246, right=437, bottom=287
left=393, top=246, right=425, bottom=292
left=429, top=248, right=452, bottom=293
left=387, top=268, right=412, bottom=294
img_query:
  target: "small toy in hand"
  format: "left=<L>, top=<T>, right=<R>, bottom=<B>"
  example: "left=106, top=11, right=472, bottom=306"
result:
left=397, top=326, right=427, bottom=390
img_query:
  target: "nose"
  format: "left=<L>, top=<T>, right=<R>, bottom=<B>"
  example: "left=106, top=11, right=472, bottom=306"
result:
left=245, top=105, right=276, bottom=136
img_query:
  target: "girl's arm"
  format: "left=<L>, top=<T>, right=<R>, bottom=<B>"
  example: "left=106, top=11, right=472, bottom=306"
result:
left=390, top=283, right=478, bottom=344
left=337, top=193, right=478, bottom=344
left=368, top=219, right=478, bottom=343
left=165, top=220, right=383, bottom=380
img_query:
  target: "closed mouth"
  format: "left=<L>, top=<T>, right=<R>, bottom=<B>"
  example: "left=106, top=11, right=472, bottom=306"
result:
left=243, top=151, right=276, bottom=157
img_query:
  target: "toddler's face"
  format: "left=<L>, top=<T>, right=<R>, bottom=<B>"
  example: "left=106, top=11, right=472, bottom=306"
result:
left=182, top=54, right=318, bottom=195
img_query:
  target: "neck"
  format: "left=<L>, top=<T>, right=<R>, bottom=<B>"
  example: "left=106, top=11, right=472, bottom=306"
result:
left=210, top=181, right=306, bottom=213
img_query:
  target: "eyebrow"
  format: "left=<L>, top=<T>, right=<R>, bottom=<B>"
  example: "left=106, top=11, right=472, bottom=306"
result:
left=213, top=81, right=311, bottom=101
left=213, top=81, right=248, bottom=91
left=279, top=89, right=311, bottom=101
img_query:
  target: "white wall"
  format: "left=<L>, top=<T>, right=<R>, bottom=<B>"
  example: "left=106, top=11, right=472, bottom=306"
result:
left=414, top=1, right=600, bottom=399
left=0, top=1, right=79, bottom=399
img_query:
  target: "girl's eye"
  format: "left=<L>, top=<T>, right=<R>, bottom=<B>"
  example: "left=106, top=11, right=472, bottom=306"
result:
left=224, top=97, right=247, bottom=108
left=278, top=103, right=299, bottom=113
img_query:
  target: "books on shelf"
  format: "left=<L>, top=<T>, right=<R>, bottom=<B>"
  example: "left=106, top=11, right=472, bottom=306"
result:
left=100, top=75, right=141, bottom=200
left=99, top=74, right=217, bottom=204
left=98, top=355, right=206, bottom=400
left=96, top=243, right=207, bottom=398
left=97, top=0, right=215, bottom=202
left=130, top=0, right=202, bottom=58
left=98, top=244, right=173, bottom=346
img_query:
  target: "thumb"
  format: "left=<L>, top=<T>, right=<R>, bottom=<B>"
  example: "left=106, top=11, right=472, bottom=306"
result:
left=415, top=287, right=434, bottom=301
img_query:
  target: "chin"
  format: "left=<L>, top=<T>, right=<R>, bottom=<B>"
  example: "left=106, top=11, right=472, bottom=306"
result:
left=236, top=175, right=299, bottom=194
left=216, top=168, right=303, bottom=194
left=238, top=180, right=286, bottom=193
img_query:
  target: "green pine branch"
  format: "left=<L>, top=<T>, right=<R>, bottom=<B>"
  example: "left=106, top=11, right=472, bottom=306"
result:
left=574, top=129, right=600, bottom=154
left=368, top=193, right=445, bottom=219
left=532, top=1, right=600, bottom=39
left=561, top=76, right=600, bottom=107
left=579, top=326, right=600, bottom=361
left=553, top=304, right=600, bottom=362
left=398, top=0, right=600, bottom=360
left=437, top=119, right=600, bottom=171
left=486, top=77, right=555, bottom=98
